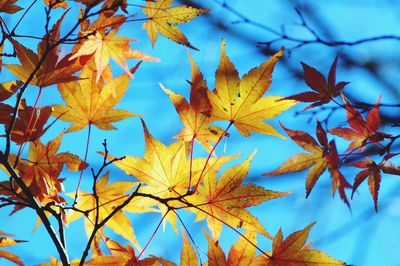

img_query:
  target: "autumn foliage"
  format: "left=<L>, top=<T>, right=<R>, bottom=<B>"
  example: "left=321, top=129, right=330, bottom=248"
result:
left=0, top=0, right=398, bottom=265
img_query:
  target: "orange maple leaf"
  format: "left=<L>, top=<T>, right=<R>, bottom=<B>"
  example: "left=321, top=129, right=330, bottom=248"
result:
left=204, top=230, right=257, bottom=266
left=4, top=13, right=82, bottom=87
left=188, top=152, right=290, bottom=239
left=162, top=54, right=225, bottom=151
left=251, top=223, right=345, bottom=265
left=329, top=95, right=389, bottom=151
left=0, top=81, right=21, bottom=125
left=264, top=121, right=352, bottom=206
left=18, top=133, right=87, bottom=198
left=10, top=100, right=53, bottom=144
left=52, top=61, right=137, bottom=132
left=208, top=40, right=296, bottom=137
left=141, top=0, right=208, bottom=50
left=43, top=0, right=67, bottom=9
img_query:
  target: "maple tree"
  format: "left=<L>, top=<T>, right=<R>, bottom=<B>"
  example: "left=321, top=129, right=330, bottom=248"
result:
left=0, top=1, right=398, bottom=265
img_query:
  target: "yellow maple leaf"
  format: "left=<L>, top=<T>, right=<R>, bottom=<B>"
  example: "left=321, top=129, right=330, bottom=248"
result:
left=141, top=0, right=208, bottom=50
left=208, top=40, right=296, bottom=137
left=105, top=119, right=237, bottom=230
left=180, top=229, right=198, bottom=266
left=187, top=152, right=290, bottom=240
left=52, top=61, right=137, bottom=132
left=66, top=173, right=151, bottom=250
left=251, top=223, right=345, bottom=265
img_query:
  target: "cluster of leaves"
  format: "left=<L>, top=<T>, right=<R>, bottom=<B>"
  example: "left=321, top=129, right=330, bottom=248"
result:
left=266, top=56, right=400, bottom=211
left=0, top=0, right=398, bottom=265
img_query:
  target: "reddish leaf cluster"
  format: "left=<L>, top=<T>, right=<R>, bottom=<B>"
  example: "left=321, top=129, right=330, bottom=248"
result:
left=269, top=54, right=399, bottom=211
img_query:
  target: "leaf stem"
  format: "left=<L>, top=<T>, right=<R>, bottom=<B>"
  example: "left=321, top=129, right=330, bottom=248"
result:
left=193, top=121, right=232, bottom=191
left=73, top=123, right=92, bottom=205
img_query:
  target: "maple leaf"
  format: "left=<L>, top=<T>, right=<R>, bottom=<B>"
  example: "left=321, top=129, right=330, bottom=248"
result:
left=181, top=229, right=198, bottom=266
left=204, top=231, right=257, bottom=266
left=264, top=121, right=352, bottom=206
left=0, top=81, right=21, bottom=125
left=18, top=133, right=87, bottom=200
left=282, top=54, right=349, bottom=110
left=162, top=54, right=225, bottom=151
left=141, top=0, right=208, bottom=50
left=329, top=95, right=389, bottom=151
left=4, top=13, right=82, bottom=87
left=66, top=172, right=150, bottom=250
left=70, top=29, right=159, bottom=82
left=102, top=0, right=128, bottom=17
left=9, top=100, right=53, bottom=144
left=52, top=61, right=137, bottom=132
left=0, top=230, right=25, bottom=266
left=0, top=0, right=22, bottom=14
left=188, top=152, right=290, bottom=239
left=43, top=0, right=67, bottom=9
left=208, top=40, right=296, bottom=137
left=0, top=81, right=21, bottom=102
left=350, top=154, right=400, bottom=211
left=105, top=119, right=237, bottom=230
left=251, top=223, right=345, bottom=265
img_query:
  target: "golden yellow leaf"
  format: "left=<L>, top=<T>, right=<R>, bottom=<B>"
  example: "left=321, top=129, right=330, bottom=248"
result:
left=52, top=61, right=137, bottom=132
left=181, top=229, right=198, bottom=266
left=142, top=0, right=208, bottom=49
left=208, top=40, right=296, bottom=137
left=105, top=119, right=238, bottom=231
left=66, top=173, right=147, bottom=250
left=250, top=223, right=345, bottom=265
left=188, top=152, right=290, bottom=239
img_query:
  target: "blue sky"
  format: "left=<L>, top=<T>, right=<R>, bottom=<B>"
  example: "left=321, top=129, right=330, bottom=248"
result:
left=1, top=0, right=400, bottom=265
